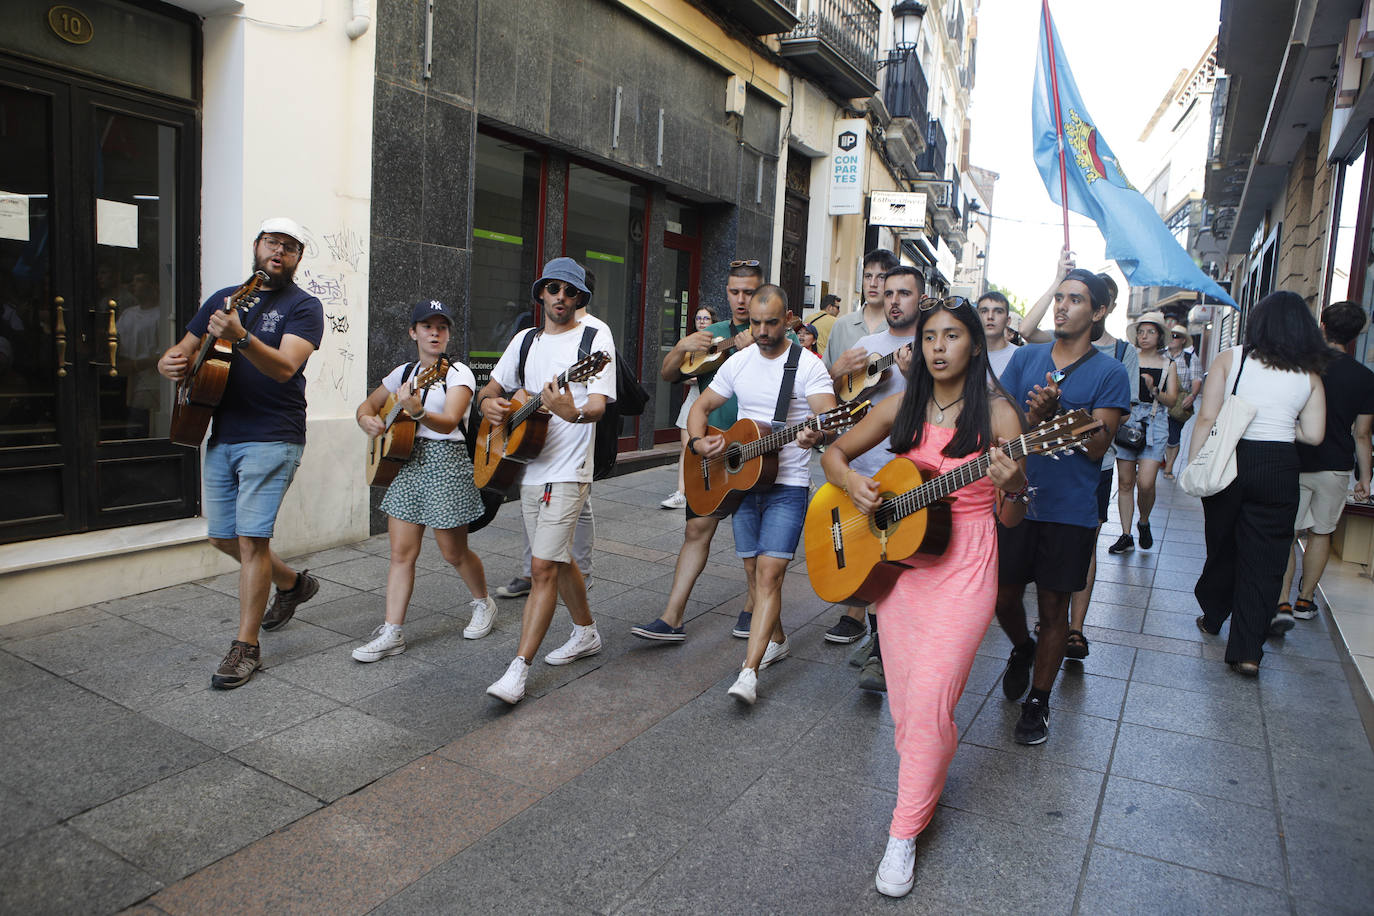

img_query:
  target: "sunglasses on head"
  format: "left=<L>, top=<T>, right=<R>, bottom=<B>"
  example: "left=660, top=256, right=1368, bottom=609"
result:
left=729, top=259, right=761, bottom=268
left=542, top=280, right=582, bottom=297
left=919, top=296, right=973, bottom=312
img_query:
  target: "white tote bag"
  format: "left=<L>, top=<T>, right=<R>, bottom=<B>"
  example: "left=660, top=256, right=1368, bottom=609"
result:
left=1179, top=352, right=1257, bottom=499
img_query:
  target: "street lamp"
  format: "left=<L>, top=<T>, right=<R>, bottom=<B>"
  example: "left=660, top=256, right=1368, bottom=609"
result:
left=892, top=0, right=927, bottom=53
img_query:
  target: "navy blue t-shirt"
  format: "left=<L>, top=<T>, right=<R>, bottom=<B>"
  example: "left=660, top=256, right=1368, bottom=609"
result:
left=1002, top=342, right=1131, bottom=528
left=186, top=282, right=324, bottom=445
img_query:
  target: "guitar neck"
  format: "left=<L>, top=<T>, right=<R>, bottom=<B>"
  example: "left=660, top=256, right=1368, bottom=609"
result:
left=507, top=367, right=571, bottom=431
left=738, top=414, right=826, bottom=462
left=879, top=436, right=1030, bottom=524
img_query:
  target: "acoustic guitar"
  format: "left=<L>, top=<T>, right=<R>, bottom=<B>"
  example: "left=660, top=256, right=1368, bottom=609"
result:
left=836, top=343, right=913, bottom=403
left=803, top=410, right=1103, bottom=605
left=169, top=270, right=269, bottom=447
left=364, top=357, right=451, bottom=489
left=679, top=317, right=805, bottom=377
left=472, top=350, right=612, bottom=493
left=683, top=400, right=871, bottom=518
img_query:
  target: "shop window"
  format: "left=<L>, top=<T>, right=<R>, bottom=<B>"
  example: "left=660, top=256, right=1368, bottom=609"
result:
left=471, top=133, right=542, bottom=376
left=565, top=164, right=647, bottom=349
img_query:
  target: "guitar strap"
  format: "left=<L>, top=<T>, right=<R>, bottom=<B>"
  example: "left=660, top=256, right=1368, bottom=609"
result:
left=771, top=342, right=802, bottom=430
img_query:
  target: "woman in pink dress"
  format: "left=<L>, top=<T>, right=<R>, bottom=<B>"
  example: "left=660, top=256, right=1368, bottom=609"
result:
left=822, top=296, right=1028, bottom=898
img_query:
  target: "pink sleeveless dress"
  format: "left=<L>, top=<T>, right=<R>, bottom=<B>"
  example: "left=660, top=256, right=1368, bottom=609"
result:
left=876, top=423, right=999, bottom=839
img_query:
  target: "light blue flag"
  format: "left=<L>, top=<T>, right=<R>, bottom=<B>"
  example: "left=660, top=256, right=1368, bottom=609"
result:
left=1031, top=3, right=1237, bottom=307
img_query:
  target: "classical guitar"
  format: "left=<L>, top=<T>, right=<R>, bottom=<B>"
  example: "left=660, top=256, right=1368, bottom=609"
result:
left=683, top=400, right=872, bottom=518
left=169, top=270, right=269, bottom=447
left=804, top=410, right=1103, bottom=605
left=679, top=317, right=806, bottom=377
left=364, top=357, right=451, bottom=489
left=836, top=343, right=913, bottom=403
left=472, top=350, right=612, bottom=493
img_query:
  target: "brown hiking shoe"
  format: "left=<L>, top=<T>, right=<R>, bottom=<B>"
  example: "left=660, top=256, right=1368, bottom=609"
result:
left=261, top=569, right=319, bottom=631
left=211, top=640, right=261, bottom=690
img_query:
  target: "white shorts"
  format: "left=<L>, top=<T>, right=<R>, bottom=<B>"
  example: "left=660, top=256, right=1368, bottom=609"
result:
left=1296, top=470, right=1349, bottom=535
left=675, top=382, right=701, bottom=429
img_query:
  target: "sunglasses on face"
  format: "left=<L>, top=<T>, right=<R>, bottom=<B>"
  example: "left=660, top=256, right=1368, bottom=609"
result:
left=542, top=281, right=582, bottom=297
left=1170, top=332, right=1186, bottom=339
left=260, top=237, right=301, bottom=256
left=729, top=259, right=761, bottom=268
left=919, top=296, right=973, bottom=312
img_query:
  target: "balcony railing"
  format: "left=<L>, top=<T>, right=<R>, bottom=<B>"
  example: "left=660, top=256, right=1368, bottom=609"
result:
left=703, top=0, right=800, bottom=35
left=778, top=0, right=881, bottom=99
left=917, top=117, right=946, bottom=178
left=882, top=52, right=928, bottom=127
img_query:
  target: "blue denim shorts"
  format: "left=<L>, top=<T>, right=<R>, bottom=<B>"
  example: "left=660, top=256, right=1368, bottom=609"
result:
left=203, top=441, right=304, bottom=539
left=731, top=484, right=809, bottom=560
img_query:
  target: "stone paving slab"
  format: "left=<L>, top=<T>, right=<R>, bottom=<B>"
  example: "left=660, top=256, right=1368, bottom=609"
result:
left=2, top=467, right=1373, bottom=914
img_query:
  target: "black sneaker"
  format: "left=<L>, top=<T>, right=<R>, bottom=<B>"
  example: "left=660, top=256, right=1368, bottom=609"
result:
left=824, top=614, right=868, bottom=644
left=1107, top=534, right=1134, bottom=554
left=732, top=611, right=752, bottom=638
left=261, top=570, right=319, bottom=631
left=1136, top=521, right=1154, bottom=550
left=858, top=655, right=887, bottom=692
left=494, top=577, right=531, bottom=599
left=211, top=639, right=261, bottom=690
left=1002, top=638, right=1035, bottom=700
left=630, top=618, right=686, bottom=642
left=1013, top=697, right=1049, bottom=745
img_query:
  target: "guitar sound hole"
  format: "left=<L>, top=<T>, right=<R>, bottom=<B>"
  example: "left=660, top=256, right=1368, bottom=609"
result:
left=724, top=444, right=742, bottom=474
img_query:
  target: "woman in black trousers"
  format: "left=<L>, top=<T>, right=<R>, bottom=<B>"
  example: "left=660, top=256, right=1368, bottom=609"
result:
left=1190, top=292, right=1327, bottom=676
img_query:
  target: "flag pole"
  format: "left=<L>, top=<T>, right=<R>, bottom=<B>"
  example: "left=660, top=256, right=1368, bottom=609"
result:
left=1042, top=0, right=1072, bottom=252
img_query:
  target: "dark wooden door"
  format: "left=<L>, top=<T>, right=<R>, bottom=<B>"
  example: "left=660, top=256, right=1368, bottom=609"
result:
left=0, top=63, right=200, bottom=544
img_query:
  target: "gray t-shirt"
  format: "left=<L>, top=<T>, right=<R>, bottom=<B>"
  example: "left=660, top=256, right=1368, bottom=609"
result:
left=988, top=343, right=1019, bottom=380
left=1096, top=336, right=1139, bottom=469
left=848, top=329, right=914, bottom=479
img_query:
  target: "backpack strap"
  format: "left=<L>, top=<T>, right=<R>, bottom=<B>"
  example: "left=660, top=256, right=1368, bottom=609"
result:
left=578, top=325, right=597, bottom=361
left=1114, top=339, right=1127, bottom=362
left=772, top=343, right=803, bottom=430
left=516, top=329, right=538, bottom=390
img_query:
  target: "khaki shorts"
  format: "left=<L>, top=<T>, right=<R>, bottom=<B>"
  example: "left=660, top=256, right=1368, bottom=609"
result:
left=520, top=482, right=591, bottom=563
left=1296, top=470, right=1349, bottom=535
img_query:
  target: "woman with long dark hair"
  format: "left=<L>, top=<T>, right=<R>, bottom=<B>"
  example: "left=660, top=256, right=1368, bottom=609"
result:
left=1191, top=290, right=1328, bottom=676
left=822, top=296, right=1028, bottom=898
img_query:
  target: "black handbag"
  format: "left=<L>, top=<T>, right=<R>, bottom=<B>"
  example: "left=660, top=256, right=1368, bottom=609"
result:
left=1114, top=417, right=1147, bottom=450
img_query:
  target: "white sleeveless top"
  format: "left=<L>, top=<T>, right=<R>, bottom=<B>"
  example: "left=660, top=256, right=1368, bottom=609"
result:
left=1224, top=346, right=1313, bottom=442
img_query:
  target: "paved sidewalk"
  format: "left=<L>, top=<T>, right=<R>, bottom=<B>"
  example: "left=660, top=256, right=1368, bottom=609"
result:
left=2, top=465, right=1372, bottom=914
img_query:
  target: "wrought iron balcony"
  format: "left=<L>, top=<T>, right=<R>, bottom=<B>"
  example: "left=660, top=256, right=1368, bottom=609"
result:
left=916, top=117, right=946, bottom=179
left=882, top=52, right=929, bottom=128
left=701, top=0, right=800, bottom=35
left=778, top=0, right=882, bottom=100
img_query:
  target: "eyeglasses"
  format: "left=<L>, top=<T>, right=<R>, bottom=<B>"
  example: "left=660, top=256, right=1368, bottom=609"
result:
left=919, top=296, right=973, bottom=312
left=1170, top=332, right=1187, bottom=339
left=541, top=281, right=583, bottom=297
left=729, top=259, right=761, bottom=268
left=259, top=237, right=301, bottom=256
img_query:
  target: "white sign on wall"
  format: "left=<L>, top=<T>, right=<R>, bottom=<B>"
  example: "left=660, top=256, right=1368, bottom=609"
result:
left=828, top=119, right=867, bottom=215
left=869, top=191, right=927, bottom=228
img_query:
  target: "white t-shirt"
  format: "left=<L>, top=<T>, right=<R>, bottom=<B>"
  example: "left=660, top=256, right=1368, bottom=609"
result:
left=848, top=329, right=914, bottom=479
left=489, top=322, right=617, bottom=484
left=987, top=343, right=1019, bottom=380
left=382, top=360, right=476, bottom=442
left=707, top=344, right=834, bottom=487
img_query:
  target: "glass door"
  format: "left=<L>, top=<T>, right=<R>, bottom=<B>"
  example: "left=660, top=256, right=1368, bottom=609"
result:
left=0, top=65, right=199, bottom=544
left=658, top=237, right=699, bottom=443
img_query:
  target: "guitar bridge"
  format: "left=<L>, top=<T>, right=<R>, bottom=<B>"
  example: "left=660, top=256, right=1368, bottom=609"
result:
left=830, top=507, right=846, bottom=569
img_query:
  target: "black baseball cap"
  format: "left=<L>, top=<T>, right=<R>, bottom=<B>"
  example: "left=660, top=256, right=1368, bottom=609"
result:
left=410, top=299, right=456, bottom=325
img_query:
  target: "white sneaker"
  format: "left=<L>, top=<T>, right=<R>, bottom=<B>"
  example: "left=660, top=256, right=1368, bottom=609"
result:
left=660, top=491, right=687, bottom=510
left=875, top=835, right=916, bottom=897
left=486, top=657, right=528, bottom=704
left=727, top=667, right=758, bottom=705
left=463, top=596, right=497, bottom=639
left=352, top=624, right=405, bottom=663
left=760, top=638, right=789, bottom=669
left=543, top=624, right=602, bottom=666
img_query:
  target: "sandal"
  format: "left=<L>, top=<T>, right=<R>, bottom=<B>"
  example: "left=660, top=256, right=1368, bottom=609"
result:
left=1065, top=629, right=1089, bottom=660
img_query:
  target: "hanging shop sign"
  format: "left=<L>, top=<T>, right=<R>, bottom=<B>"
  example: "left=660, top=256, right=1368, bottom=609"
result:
left=828, top=119, right=867, bottom=215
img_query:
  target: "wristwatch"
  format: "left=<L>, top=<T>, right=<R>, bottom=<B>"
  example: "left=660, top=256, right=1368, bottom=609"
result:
left=233, top=332, right=252, bottom=350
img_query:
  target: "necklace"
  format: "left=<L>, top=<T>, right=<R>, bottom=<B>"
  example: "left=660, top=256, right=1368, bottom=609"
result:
left=933, top=395, right=963, bottom=423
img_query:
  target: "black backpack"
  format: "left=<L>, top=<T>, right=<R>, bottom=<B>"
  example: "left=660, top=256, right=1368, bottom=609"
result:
left=516, top=326, right=648, bottom=479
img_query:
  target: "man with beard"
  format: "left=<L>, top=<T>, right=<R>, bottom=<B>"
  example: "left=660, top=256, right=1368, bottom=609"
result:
left=156, top=218, right=325, bottom=689
left=688, top=285, right=836, bottom=704
left=480, top=259, right=616, bottom=705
